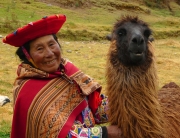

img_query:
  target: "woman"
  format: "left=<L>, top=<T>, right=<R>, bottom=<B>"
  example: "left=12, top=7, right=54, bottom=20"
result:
left=3, top=14, right=122, bottom=138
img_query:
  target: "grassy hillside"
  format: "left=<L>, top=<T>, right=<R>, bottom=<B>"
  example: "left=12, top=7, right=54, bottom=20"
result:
left=0, top=0, right=180, bottom=40
left=0, top=0, right=180, bottom=137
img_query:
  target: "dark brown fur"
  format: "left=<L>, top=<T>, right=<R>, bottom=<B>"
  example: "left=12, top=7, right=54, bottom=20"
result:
left=106, top=16, right=180, bottom=138
left=159, top=82, right=180, bottom=137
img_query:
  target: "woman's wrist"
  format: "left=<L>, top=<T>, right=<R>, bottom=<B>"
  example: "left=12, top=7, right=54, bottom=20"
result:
left=106, top=125, right=122, bottom=138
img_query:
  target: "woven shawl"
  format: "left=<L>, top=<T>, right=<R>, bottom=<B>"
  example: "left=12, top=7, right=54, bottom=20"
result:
left=10, top=58, right=101, bottom=138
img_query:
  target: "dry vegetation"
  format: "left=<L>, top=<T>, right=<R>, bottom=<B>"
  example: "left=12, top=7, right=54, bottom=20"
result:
left=0, top=0, right=180, bottom=136
left=1, top=38, right=180, bottom=122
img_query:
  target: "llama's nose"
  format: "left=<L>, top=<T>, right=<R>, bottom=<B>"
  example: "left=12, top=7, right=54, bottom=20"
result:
left=131, top=34, right=144, bottom=45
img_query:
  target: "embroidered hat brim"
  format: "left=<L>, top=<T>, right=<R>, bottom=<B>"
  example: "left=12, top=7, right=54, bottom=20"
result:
left=2, top=14, right=66, bottom=47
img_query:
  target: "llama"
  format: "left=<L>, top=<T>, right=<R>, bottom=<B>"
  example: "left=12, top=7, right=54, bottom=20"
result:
left=106, top=16, right=180, bottom=138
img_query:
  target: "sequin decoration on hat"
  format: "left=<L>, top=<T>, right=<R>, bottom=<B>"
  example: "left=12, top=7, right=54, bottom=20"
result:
left=2, top=14, right=66, bottom=47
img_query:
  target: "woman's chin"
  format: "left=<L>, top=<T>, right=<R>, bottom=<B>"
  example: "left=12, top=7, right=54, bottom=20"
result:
left=40, top=65, right=59, bottom=73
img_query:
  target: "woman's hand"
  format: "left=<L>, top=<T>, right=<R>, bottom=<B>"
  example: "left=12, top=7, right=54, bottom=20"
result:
left=106, top=125, right=122, bottom=138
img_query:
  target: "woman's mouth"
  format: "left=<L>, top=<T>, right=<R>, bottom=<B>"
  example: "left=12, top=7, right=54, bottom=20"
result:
left=45, top=59, right=56, bottom=65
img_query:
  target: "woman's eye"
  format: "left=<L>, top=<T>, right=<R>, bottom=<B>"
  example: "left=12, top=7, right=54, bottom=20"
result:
left=49, top=43, right=55, bottom=47
left=37, top=47, right=43, bottom=51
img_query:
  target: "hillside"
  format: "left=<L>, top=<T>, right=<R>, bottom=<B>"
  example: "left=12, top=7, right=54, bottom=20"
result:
left=0, top=0, right=180, bottom=41
left=0, top=1, right=180, bottom=137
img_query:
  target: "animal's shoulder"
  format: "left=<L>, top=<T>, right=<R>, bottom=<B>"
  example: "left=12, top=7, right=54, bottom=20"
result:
left=158, top=82, right=180, bottom=105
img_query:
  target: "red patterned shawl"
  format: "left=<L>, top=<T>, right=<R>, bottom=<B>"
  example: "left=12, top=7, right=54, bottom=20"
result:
left=11, top=59, right=101, bottom=138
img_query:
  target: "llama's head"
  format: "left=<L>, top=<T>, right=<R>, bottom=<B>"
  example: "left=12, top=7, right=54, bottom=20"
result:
left=109, top=16, right=153, bottom=69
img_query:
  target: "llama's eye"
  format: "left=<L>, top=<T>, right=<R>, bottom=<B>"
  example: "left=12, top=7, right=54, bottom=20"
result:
left=118, top=28, right=126, bottom=36
left=144, top=29, right=151, bottom=38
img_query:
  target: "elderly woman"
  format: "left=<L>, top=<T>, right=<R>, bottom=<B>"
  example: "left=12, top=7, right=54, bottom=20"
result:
left=3, top=14, right=121, bottom=138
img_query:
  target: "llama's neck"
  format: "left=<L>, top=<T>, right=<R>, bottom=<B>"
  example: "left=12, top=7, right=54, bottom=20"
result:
left=106, top=65, right=165, bottom=138
left=106, top=44, right=165, bottom=138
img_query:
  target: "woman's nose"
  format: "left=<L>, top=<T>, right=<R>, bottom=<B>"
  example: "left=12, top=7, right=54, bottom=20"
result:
left=45, top=48, right=54, bottom=57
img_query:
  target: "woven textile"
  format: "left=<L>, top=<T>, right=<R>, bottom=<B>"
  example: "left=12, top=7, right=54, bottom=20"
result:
left=11, top=58, right=101, bottom=138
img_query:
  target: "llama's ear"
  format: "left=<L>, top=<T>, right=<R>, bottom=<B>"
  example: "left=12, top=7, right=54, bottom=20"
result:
left=148, top=36, right=154, bottom=42
left=106, top=34, right=112, bottom=41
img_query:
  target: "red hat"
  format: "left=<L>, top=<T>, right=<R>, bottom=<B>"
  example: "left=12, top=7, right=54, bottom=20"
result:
left=2, top=14, right=66, bottom=47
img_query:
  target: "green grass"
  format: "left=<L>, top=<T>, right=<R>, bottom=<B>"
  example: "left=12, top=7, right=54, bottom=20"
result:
left=1, top=38, right=180, bottom=137
left=0, top=0, right=180, bottom=136
left=0, top=120, right=11, bottom=138
left=1, top=0, right=180, bottom=40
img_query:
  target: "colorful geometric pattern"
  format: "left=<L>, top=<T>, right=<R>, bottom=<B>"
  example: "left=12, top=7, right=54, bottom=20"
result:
left=67, top=94, right=109, bottom=138
left=68, top=121, right=102, bottom=138
left=95, top=94, right=109, bottom=123
left=11, top=59, right=108, bottom=138
left=82, top=103, right=96, bottom=128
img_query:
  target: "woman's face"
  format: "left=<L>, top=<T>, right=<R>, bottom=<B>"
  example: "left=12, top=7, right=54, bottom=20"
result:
left=29, top=35, right=61, bottom=73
